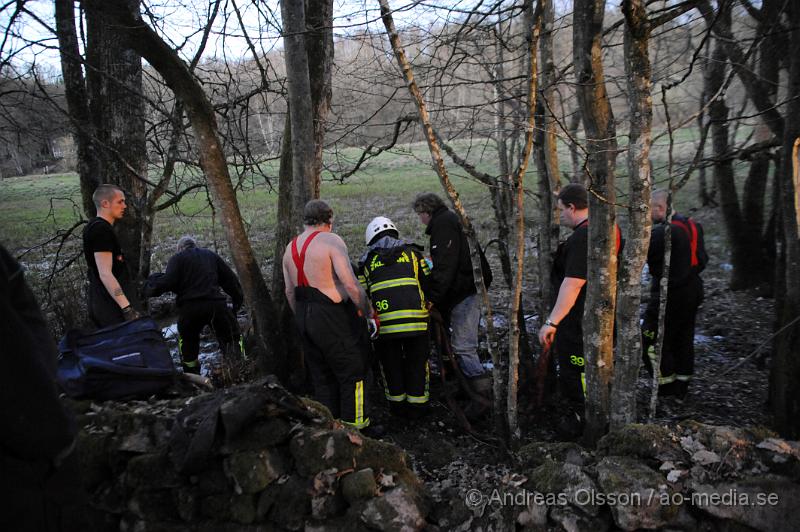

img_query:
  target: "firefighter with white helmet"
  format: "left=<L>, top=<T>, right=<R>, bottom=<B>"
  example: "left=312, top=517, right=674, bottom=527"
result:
left=358, top=216, right=432, bottom=419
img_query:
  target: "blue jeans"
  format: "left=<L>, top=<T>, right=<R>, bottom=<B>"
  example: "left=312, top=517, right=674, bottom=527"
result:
left=449, top=294, right=484, bottom=378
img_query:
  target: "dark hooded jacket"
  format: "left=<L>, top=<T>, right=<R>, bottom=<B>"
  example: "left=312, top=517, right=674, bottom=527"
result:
left=425, top=206, right=475, bottom=310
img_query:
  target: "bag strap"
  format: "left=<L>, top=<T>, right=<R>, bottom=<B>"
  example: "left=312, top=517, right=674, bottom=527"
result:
left=291, top=231, right=322, bottom=287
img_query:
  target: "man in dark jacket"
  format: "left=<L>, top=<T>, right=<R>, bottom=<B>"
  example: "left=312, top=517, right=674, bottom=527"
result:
left=359, top=216, right=431, bottom=419
left=413, top=192, right=490, bottom=415
left=144, top=236, right=244, bottom=375
left=642, top=190, right=706, bottom=398
left=0, top=245, right=87, bottom=531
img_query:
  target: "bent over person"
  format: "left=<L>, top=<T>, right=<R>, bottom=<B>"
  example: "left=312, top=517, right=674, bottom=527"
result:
left=358, top=216, right=431, bottom=419
left=642, top=190, right=707, bottom=398
left=283, top=200, right=375, bottom=432
left=82, top=184, right=139, bottom=328
left=144, top=236, right=244, bottom=375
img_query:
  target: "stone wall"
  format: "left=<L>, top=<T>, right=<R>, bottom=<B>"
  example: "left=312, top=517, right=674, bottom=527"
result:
left=72, top=378, right=428, bottom=531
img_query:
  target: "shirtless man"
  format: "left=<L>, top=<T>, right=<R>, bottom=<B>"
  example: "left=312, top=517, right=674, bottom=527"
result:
left=283, top=200, right=375, bottom=431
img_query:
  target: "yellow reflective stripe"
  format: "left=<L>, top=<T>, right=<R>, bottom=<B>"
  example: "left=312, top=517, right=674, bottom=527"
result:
left=413, top=252, right=427, bottom=307
left=178, top=336, right=184, bottom=357
left=239, top=337, right=247, bottom=359
left=370, top=278, right=419, bottom=292
left=379, top=309, right=429, bottom=322
left=355, top=380, right=364, bottom=426
left=675, top=374, right=692, bottom=382
left=659, top=374, right=676, bottom=384
left=386, top=392, right=406, bottom=402
left=183, top=359, right=198, bottom=367
left=381, top=323, right=428, bottom=334
left=407, top=362, right=430, bottom=403
left=580, top=372, right=586, bottom=396
left=358, top=275, right=368, bottom=291
left=342, top=417, right=370, bottom=430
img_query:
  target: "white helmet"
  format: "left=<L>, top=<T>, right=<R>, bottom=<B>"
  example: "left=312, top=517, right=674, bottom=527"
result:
left=365, top=216, right=398, bottom=245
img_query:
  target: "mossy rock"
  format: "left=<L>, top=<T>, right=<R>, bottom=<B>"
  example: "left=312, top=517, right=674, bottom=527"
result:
left=525, top=459, right=600, bottom=516
left=126, top=452, right=180, bottom=490
left=597, top=423, right=684, bottom=462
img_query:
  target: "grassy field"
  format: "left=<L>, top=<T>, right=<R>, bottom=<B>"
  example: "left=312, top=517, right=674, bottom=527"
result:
left=0, top=132, right=751, bottom=335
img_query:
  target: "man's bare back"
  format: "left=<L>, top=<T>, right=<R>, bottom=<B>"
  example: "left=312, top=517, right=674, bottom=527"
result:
left=283, top=227, right=368, bottom=314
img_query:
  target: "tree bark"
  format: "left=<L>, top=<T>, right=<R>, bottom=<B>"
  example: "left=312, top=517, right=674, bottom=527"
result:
left=94, top=0, right=286, bottom=373
left=534, top=0, right=561, bottom=325
left=612, top=0, right=652, bottom=430
left=281, top=0, right=316, bottom=232
left=507, top=0, right=540, bottom=442
left=84, top=0, right=148, bottom=286
left=573, top=0, right=618, bottom=445
left=54, top=0, right=101, bottom=218
left=305, top=0, right=333, bottom=197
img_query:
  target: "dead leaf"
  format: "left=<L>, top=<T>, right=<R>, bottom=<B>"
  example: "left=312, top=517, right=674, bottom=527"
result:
left=347, top=432, right=364, bottom=446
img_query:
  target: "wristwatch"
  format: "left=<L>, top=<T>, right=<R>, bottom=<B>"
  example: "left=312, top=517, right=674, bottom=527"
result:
left=544, top=319, right=558, bottom=328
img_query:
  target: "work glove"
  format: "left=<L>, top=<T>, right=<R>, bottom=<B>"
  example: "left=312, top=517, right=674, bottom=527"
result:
left=122, top=305, right=141, bottom=321
left=367, top=317, right=380, bottom=340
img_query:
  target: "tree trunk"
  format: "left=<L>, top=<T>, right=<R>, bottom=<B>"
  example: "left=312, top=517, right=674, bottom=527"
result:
left=281, top=0, right=316, bottom=232
left=573, top=0, right=618, bottom=445
left=95, top=0, right=287, bottom=374
left=612, top=0, right=652, bottom=430
left=770, top=1, right=800, bottom=439
left=84, top=0, right=148, bottom=288
left=271, top=112, right=300, bottom=385
left=54, top=0, right=101, bottom=218
left=507, top=0, right=540, bottom=442
left=305, top=0, right=333, bottom=196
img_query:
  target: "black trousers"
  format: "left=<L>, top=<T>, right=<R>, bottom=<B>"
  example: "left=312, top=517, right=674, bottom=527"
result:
left=178, top=299, right=241, bottom=363
left=87, top=279, right=125, bottom=328
left=642, top=276, right=703, bottom=390
left=374, top=333, right=429, bottom=406
left=556, top=351, right=586, bottom=406
left=294, top=287, right=370, bottom=429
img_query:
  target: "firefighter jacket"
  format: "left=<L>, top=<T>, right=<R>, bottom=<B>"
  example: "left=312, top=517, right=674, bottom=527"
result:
left=358, top=236, right=431, bottom=338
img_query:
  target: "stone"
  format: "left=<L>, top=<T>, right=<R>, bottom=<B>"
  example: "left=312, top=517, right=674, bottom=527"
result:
left=76, top=431, right=112, bottom=491
left=175, top=487, right=198, bottom=522
left=224, top=449, right=286, bottom=494
left=549, top=506, right=611, bottom=532
left=115, top=413, right=172, bottom=453
left=597, top=424, right=685, bottom=463
left=220, top=417, right=292, bottom=453
left=342, top=468, right=378, bottom=503
left=267, top=476, right=312, bottom=530
left=230, top=494, right=256, bottom=525
left=290, top=429, right=360, bottom=477
left=126, top=452, right=179, bottom=489
left=691, top=476, right=800, bottom=532
left=127, top=488, right=178, bottom=521
left=518, top=441, right=591, bottom=469
left=525, top=459, right=601, bottom=517
left=596, top=456, right=682, bottom=530
left=360, top=485, right=426, bottom=532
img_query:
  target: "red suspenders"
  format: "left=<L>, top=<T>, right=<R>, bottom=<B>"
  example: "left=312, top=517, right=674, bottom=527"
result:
left=291, top=231, right=322, bottom=287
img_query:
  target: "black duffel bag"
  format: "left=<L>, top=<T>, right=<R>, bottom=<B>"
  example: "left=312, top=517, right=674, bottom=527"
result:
left=57, top=317, right=177, bottom=400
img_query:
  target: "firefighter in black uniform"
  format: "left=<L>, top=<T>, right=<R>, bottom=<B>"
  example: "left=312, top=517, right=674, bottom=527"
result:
left=143, top=236, right=244, bottom=375
left=358, top=217, right=432, bottom=419
left=642, top=190, right=707, bottom=398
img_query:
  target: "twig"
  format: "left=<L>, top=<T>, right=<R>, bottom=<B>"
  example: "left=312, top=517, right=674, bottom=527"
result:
left=718, top=314, right=800, bottom=376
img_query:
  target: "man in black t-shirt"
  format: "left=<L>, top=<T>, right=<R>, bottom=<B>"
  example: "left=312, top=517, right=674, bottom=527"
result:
left=82, top=184, right=138, bottom=328
left=143, top=236, right=245, bottom=375
left=538, top=184, right=590, bottom=406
